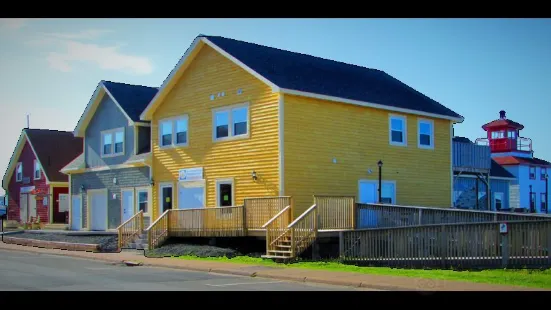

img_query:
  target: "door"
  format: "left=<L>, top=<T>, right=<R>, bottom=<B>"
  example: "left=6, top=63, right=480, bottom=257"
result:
left=28, top=195, right=37, bottom=220
left=71, top=195, right=82, bottom=230
left=58, top=194, right=69, bottom=224
left=135, top=188, right=151, bottom=227
left=121, top=189, right=135, bottom=223
left=160, top=184, right=173, bottom=213
left=89, top=190, right=108, bottom=231
left=358, top=181, right=378, bottom=228
left=20, top=194, right=28, bottom=222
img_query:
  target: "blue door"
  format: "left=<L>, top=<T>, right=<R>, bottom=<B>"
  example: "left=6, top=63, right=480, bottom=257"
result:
left=71, top=195, right=82, bottom=230
left=122, top=189, right=135, bottom=223
left=358, top=181, right=378, bottom=228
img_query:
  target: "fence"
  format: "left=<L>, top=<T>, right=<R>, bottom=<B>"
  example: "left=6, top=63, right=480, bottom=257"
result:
left=340, top=220, right=551, bottom=269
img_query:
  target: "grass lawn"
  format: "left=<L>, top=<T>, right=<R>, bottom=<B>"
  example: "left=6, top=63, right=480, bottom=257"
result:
left=172, top=255, right=551, bottom=289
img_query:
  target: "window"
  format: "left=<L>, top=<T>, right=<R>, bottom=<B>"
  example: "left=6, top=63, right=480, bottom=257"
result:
left=213, top=103, right=249, bottom=141
left=530, top=192, right=536, bottom=213
left=389, top=115, right=406, bottom=146
left=33, top=160, right=40, bottom=180
left=101, top=128, right=124, bottom=157
left=491, top=131, right=505, bottom=139
left=494, top=192, right=504, bottom=211
left=380, top=182, right=396, bottom=204
left=16, top=162, right=22, bottom=182
left=159, top=116, right=188, bottom=148
left=541, top=167, right=547, bottom=180
left=418, top=119, right=434, bottom=149
left=541, top=193, right=547, bottom=213
left=216, top=179, right=234, bottom=207
left=529, top=166, right=536, bottom=179
left=508, top=130, right=516, bottom=139
left=137, top=189, right=149, bottom=214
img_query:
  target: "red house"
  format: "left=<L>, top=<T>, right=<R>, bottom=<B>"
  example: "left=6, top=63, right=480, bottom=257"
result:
left=1, top=128, right=83, bottom=229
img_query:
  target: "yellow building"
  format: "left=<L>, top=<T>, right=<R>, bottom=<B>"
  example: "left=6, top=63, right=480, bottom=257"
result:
left=140, top=35, right=464, bottom=220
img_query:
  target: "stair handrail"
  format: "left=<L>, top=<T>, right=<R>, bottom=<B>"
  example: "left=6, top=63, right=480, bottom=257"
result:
left=146, top=209, right=171, bottom=250
left=117, top=210, right=144, bottom=250
left=263, top=205, right=292, bottom=256
left=262, top=205, right=292, bottom=228
left=288, top=204, right=317, bottom=228
left=287, top=204, right=318, bottom=258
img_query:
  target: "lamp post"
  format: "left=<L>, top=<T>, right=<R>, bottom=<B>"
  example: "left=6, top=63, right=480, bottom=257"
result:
left=529, top=185, right=533, bottom=213
left=377, top=160, right=383, bottom=203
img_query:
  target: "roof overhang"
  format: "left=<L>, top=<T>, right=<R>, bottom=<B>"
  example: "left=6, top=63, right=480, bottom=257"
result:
left=73, top=81, right=138, bottom=137
left=455, top=174, right=516, bottom=181
left=139, top=36, right=464, bottom=124
left=2, top=130, right=52, bottom=190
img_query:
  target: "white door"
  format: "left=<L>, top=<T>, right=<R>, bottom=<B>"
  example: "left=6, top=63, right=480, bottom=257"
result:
left=58, top=194, right=69, bottom=212
left=20, top=194, right=27, bottom=222
left=178, top=182, right=205, bottom=210
left=121, top=189, right=135, bottom=223
left=358, top=181, right=378, bottom=228
left=71, top=195, right=82, bottom=230
left=89, top=191, right=108, bottom=231
left=28, top=195, right=37, bottom=220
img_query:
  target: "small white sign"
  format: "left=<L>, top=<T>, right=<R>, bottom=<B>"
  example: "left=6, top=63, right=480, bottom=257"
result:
left=179, top=167, right=203, bottom=182
left=499, top=223, right=508, bottom=234
left=43, top=197, right=48, bottom=206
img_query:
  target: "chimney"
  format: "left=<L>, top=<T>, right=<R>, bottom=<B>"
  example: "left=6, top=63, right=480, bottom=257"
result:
left=499, top=110, right=506, bottom=119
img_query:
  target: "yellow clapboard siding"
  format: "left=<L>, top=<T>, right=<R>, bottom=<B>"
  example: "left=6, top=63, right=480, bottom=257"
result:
left=151, top=45, right=280, bottom=220
left=283, top=95, right=452, bottom=217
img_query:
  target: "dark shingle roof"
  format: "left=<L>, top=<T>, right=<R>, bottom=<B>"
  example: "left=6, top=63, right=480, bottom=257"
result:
left=490, top=160, right=515, bottom=179
left=200, top=35, right=462, bottom=120
left=452, top=136, right=472, bottom=143
left=24, top=129, right=83, bottom=182
left=102, top=81, right=158, bottom=122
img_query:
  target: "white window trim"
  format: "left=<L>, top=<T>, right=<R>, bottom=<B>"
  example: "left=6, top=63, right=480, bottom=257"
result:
left=135, top=186, right=151, bottom=217
left=494, top=192, right=504, bottom=210
left=215, top=178, right=235, bottom=207
left=16, top=162, right=23, bottom=182
left=417, top=118, right=435, bottom=150
left=33, top=160, right=41, bottom=180
left=212, top=102, right=250, bottom=143
left=158, top=182, right=174, bottom=214
left=158, top=115, right=189, bottom=149
left=100, top=127, right=125, bottom=158
left=388, top=114, right=407, bottom=147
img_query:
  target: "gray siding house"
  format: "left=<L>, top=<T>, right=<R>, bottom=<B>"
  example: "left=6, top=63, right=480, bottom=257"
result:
left=61, top=80, right=158, bottom=231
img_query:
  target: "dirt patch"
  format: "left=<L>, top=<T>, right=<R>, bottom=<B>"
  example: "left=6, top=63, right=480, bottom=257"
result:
left=6, top=232, right=118, bottom=253
left=145, top=237, right=266, bottom=258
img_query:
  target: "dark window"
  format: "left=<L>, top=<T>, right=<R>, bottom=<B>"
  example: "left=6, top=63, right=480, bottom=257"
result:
left=218, top=183, right=232, bottom=207
left=541, top=168, right=547, bottom=180
left=138, top=191, right=148, bottom=213
left=541, top=193, right=547, bottom=213
left=529, top=166, right=536, bottom=179
left=162, top=187, right=172, bottom=212
left=530, top=192, right=536, bottom=212
left=391, top=131, right=403, bottom=143
left=176, top=131, right=187, bottom=144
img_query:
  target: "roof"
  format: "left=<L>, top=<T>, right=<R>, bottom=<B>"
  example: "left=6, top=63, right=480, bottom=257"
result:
left=2, top=129, right=83, bottom=188
left=74, top=80, right=158, bottom=137
left=59, top=153, right=85, bottom=173
left=490, top=160, right=515, bottom=178
left=482, top=110, right=524, bottom=131
left=140, top=35, right=464, bottom=122
left=493, top=156, right=551, bottom=167
left=102, top=81, right=158, bottom=122
left=452, top=136, right=472, bottom=144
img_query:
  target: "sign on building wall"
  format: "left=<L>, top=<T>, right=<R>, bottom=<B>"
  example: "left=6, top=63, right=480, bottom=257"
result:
left=178, top=167, right=203, bottom=182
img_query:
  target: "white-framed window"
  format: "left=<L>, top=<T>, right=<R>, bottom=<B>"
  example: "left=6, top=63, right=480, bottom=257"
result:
left=213, top=103, right=249, bottom=142
left=16, top=162, right=22, bottom=182
left=494, top=192, right=504, bottom=211
left=101, top=127, right=125, bottom=157
left=491, top=131, right=505, bottom=139
left=136, top=188, right=149, bottom=215
left=215, top=179, right=234, bottom=207
left=508, top=130, right=516, bottom=139
left=389, top=115, right=406, bottom=146
left=33, top=160, right=41, bottom=180
left=417, top=119, right=434, bottom=149
left=159, top=115, right=189, bottom=148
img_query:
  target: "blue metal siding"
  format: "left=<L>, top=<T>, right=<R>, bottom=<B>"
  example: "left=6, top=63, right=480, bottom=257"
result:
left=453, top=177, right=510, bottom=210
left=452, top=141, right=491, bottom=170
left=85, top=95, right=135, bottom=168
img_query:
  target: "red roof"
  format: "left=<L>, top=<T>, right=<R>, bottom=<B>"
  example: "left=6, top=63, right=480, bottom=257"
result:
left=493, top=156, right=551, bottom=167
left=482, top=118, right=524, bottom=131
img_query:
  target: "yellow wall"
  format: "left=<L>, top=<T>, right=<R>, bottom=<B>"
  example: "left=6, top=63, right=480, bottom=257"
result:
left=283, top=95, right=453, bottom=216
left=151, top=44, right=280, bottom=219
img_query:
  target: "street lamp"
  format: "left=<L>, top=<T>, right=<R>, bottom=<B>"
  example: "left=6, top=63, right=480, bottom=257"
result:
left=377, top=160, right=383, bottom=203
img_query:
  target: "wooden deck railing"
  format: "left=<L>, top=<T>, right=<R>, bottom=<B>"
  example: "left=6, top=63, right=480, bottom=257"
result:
left=356, top=203, right=551, bottom=229
left=314, top=195, right=355, bottom=230
left=263, top=205, right=292, bottom=255
left=147, top=210, right=170, bottom=250
left=117, top=210, right=144, bottom=249
left=341, top=220, right=551, bottom=269
left=288, top=204, right=318, bottom=258
left=244, top=196, right=291, bottom=230
left=169, top=206, right=245, bottom=237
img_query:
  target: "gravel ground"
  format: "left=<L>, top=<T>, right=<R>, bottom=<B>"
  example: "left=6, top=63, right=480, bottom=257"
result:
left=7, top=232, right=119, bottom=253
left=146, top=237, right=265, bottom=258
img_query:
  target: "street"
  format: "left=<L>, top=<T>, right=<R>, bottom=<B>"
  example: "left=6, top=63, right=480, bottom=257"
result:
left=0, top=249, right=379, bottom=291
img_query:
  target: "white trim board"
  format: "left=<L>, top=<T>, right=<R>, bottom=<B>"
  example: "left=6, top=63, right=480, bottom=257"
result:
left=138, top=36, right=464, bottom=124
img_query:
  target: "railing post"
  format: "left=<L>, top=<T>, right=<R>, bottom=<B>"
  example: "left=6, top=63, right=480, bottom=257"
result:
left=501, top=231, right=509, bottom=269
left=339, top=231, right=344, bottom=261
left=242, top=205, right=248, bottom=235
left=418, top=209, right=423, bottom=225
left=290, top=228, right=295, bottom=257
left=547, top=223, right=551, bottom=266
left=351, top=198, right=356, bottom=229
left=440, top=224, right=447, bottom=268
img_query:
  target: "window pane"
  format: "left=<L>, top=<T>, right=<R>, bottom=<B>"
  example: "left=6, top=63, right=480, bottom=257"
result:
left=176, top=118, right=187, bottom=144
left=161, top=121, right=172, bottom=146
left=420, top=122, right=431, bottom=135
left=114, top=131, right=124, bottom=153
left=215, top=111, right=229, bottom=138
left=232, top=107, right=248, bottom=136
left=391, top=130, right=403, bottom=143
left=420, top=134, right=431, bottom=146
left=219, top=183, right=232, bottom=207
left=138, top=191, right=148, bottom=213
left=391, top=118, right=403, bottom=131
left=103, top=133, right=112, bottom=154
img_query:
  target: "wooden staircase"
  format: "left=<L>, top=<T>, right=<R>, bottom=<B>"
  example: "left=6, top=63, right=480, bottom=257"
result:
left=264, top=234, right=293, bottom=259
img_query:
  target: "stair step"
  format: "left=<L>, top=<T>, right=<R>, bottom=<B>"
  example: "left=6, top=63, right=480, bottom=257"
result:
left=268, top=250, right=292, bottom=254
left=275, top=245, right=291, bottom=248
left=262, top=254, right=292, bottom=259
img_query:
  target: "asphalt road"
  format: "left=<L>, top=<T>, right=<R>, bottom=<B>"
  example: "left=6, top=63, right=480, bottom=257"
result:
left=0, top=249, right=379, bottom=291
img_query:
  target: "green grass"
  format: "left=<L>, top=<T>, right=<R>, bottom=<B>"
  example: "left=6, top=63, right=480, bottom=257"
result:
left=170, top=255, right=551, bottom=289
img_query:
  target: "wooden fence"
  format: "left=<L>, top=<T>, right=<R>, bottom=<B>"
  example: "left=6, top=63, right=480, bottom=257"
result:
left=340, top=220, right=551, bottom=269
left=314, top=195, right=355, bottom=230
left=244, top=196, right=291, bottom=230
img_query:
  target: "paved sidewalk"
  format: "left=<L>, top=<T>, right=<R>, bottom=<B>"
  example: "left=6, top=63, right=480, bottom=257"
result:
left=0, top=242, right=546, bottom=291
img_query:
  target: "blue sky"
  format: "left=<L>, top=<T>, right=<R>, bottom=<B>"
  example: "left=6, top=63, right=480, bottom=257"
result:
left=1, top=18, right=550, bottom=195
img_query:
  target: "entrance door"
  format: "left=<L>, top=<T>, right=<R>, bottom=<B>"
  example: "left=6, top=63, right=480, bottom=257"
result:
left=28, top=195, right=37, bottom=221
left=358, top=180, right=378, bottom=228
left=160, top=184, right=173, bottom=213
left=121, top=189, right=135, bottom=223
left=20, top=194, right=28, bottom=222
left=89, top=190, right=108, bottom=231
left=71, top=195, right=82, bottom=230
left=178, top=181, right=205, bottom=210
left=58, top=194, right=69, bottom=224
